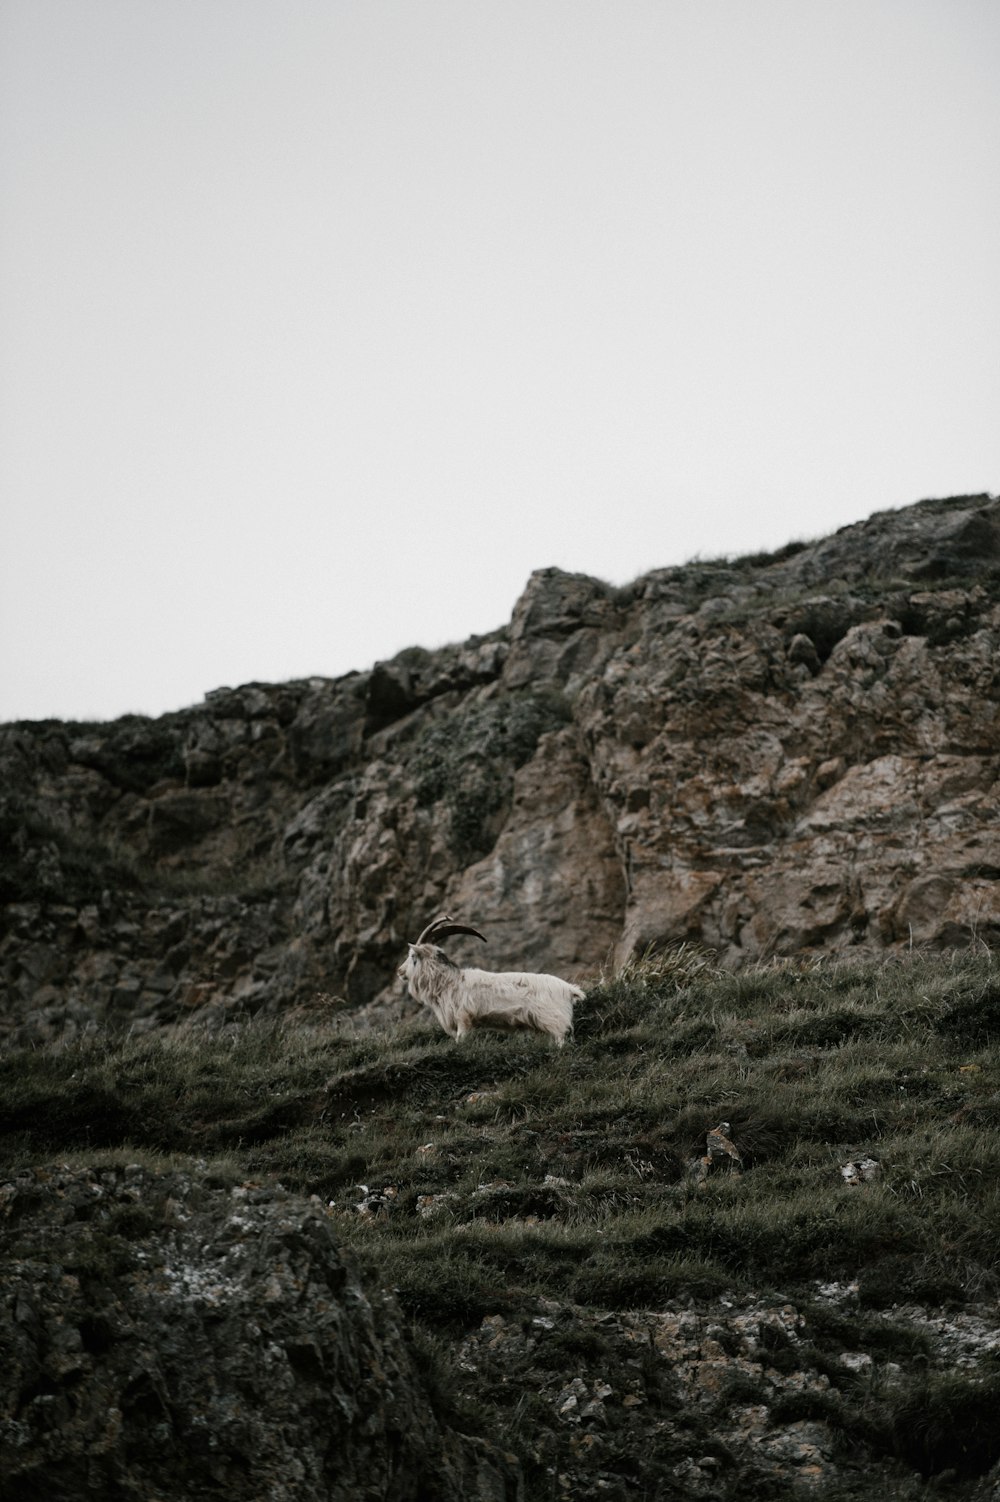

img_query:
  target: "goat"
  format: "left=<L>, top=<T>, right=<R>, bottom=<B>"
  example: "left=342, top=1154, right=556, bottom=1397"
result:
left=398, top=916, right=583, bottom=1045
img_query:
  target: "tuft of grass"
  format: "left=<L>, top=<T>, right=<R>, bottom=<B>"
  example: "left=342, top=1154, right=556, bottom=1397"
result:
left=576, top=942, right=720, bottom=1038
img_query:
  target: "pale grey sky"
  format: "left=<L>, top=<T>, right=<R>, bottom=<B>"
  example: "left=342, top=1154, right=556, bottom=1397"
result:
left=2, top=0, right=997, bottom=723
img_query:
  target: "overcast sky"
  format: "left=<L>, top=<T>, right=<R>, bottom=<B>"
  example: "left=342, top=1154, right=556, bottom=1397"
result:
left=2, top=0, right=997, bottom=724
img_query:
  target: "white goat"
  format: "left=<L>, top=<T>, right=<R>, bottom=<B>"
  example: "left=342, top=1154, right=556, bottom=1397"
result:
left=398, top=916, right=583, bottom=1045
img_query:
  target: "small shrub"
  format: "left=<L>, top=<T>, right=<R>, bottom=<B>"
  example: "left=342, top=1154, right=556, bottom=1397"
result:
left=0, top=804, right=143, bottom=906
left=369, top=1245, right=518, bottom=1330
left=531, top=1325, right=616, bottom=1371
left=576, top=944, right=718, bottom=1038
left=868, top=1370, right=1000, bottom=1479
left=572, top=1252, right=728, bottom=1308
left=935, top=981, right=1000, bottom=1046
left=857, top=1253, right=987, bottom=1310
left=773, top=1006, right=885, bottom=1049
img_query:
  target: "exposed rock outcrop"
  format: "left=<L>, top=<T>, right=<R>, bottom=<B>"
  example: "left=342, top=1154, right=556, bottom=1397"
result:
left=0, top=1163, right=521, bottom=1501
left=1, top=493, right=998, bottom=1040
left=457, top=1285, right=1000, bottom=1499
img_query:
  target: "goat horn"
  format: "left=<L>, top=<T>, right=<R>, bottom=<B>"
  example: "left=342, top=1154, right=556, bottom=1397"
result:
left=415, top=915, right=486, bottom=946
left=415, top=914, right=453, bottom=944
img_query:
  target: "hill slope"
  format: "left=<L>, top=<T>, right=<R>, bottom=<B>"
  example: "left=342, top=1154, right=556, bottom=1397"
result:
left=3, top=949, right=1000, bottom=1498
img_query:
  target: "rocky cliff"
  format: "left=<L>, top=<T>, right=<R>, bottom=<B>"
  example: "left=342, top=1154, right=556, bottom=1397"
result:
left=2, top=492, right=998, bottom=1042
left=1, top=1162, right=521, bottom=1501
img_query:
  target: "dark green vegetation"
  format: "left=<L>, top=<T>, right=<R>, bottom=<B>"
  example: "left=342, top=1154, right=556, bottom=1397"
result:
left=0, top=804, right=289, bottom=906
left=3, top=948, right=1000, bottom=1498
left=410, top=688, right=572, bottom=861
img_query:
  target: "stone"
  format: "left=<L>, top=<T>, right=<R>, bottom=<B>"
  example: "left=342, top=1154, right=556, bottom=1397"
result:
left=689, top=1123, right=744, bottom=1184
left=416, top=1192, right=460, bottom=1220
left=788, top=632, right=822, bottom=673
left=840, top=1157, right=880, bottom=1186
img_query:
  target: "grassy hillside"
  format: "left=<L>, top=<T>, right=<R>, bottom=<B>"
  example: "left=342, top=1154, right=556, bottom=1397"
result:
left=3, top=948, right=1000, bottom=1498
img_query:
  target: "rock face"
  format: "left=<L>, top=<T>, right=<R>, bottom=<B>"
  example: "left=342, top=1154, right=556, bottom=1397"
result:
left=0, top=1163, right=521, bottom=1501
left=1, top=493, right=998, bottom=1040
left=457, top=1285, right=1000, bottom=1499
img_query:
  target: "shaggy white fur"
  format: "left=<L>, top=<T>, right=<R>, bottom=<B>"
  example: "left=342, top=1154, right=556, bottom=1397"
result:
left=399, top=938, right=582, bottom=1045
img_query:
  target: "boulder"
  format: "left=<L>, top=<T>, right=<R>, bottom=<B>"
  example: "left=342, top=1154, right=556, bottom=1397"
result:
left=0, top=1163, right=521, bottom=1501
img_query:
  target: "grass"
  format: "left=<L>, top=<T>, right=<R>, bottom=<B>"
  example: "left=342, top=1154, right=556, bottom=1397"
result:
left=2, top=948, right=999, bottom=1496
left=2, top=952, right=997, bottom=1292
